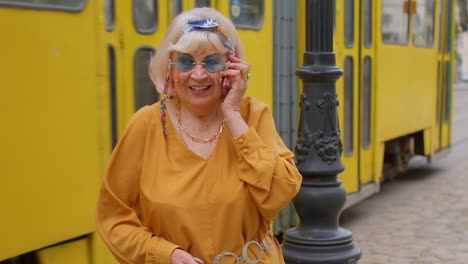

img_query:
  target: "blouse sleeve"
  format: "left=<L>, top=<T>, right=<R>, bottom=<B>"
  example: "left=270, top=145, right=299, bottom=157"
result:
left=231, top=101, right=302, bottom=222
left=96, top=107, right=180, bottom=264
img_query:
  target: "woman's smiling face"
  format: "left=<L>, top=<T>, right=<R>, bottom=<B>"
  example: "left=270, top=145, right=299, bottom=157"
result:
left=171, top=47, right=227, bottom=109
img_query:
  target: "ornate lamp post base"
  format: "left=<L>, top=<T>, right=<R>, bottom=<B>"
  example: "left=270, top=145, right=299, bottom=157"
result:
left=281, top=1, right=361, bottom=263
left=282, top=183, right=361, bottom=264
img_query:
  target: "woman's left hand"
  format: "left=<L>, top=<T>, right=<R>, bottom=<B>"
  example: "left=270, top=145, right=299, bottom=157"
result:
left=221, top=55, right=251, bottom=114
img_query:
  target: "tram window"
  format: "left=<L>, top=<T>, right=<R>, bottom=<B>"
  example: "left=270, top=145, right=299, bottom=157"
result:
left=363, top=0, right=372, bottom=48
left=105, top=0, right=115, bottom=31
left=344, top=0, right=354, bottom=48
left=436, top=62, right=441, bottom=125
left=230, top=0, right=264, bottom=30
left=173, top=0, right=182, bottom=16
left=0, top=0, right=86, bottom=11
left=381, top=0, right=410, bottom=45
left=333, top=0, right=336, bottom=34
left=362, top=56, right=372, bottom=149
left=134, top=48, right=159, bottom=111
left=444, top=0, right=453, bottom=54
left=438, top=0, right=443, bottom=54
left=412, top=0, right=435, bottom=47
left=108, top=45, right=118, bottom=149
left=134, top=0, right=158, bottom=34
left=444, top=61, right=452, bottom=123
left=195, top=0, right=210, bottom=7
left=344, top=56, right=354, bottom=157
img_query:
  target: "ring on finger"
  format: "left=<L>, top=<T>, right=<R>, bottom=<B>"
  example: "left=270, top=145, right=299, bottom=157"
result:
left=241, top=70, right=252, bottom=81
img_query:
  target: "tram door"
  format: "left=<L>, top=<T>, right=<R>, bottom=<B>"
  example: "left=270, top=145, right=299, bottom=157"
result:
left=339, top=0, right=375, bottom=193
left=435, top=0, right=453, bottom=151
left=357, top=0, right=375, bottom=187
left=105, top=0, right=169, bottom=142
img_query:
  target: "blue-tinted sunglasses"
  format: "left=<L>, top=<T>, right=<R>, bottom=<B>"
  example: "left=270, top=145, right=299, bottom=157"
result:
left=171, top=53, right=227, bottom=73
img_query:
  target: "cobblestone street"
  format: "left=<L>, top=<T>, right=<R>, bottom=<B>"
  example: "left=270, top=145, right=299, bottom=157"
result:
left=340, top=82, right=468, bottom=264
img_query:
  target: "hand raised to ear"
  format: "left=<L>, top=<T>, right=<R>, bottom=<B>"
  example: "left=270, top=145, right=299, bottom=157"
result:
left=221, top=55, right=251, bottom=114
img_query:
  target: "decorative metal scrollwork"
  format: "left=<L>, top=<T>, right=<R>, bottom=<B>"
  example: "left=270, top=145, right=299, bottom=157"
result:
left=295, top=94, right=313, bottom=164
left=311, top=92, right=343, bottom=164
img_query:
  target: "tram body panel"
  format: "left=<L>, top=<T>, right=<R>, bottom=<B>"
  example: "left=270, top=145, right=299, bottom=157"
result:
left=0, top=2, right=104, bottom=260
left=334, top=0, right=361, bottom=193
left=436, top=0, right=455, bottom=150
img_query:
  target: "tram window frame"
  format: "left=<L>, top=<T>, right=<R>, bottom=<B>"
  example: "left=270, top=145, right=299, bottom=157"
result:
left=436, top=61, right=441, bottom=125
left=344, top=0, right=354, bottom=48
left=133, top=0, right=158, bottom=34
left=172, top=0, right=182, bottom=17
left=108, top=45, right=118, bottom=149
left=0, top=0, right=87, bottom=12
left=344, top=56, right=354, bottom=157
left=412, top=0, right=435, bottom=48
left=443, top=61, right=452, bottom=123
left=105, top=0, right=115, bottom=31
left=438, top=0, right=443, bottom=54
left=362, top=56, right=372, bottom=149
left=381, top=0, right=410, bottom=45
left=444, top=0, right=453, bottom=54
left=333, top=0, right=336, bottom=34
left=363, top=0, right=372, bottom=48
left=134, top=47, right=159, bottom=111
left=230, top=0, right=264, bottom=30
left=195, top=0, right=211, bottom=7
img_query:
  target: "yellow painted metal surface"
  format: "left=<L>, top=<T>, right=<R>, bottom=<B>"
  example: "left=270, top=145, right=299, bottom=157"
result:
left=359, top=12, right=376, bottom=187
left=424, top=128, right=433, bottom=156
left=441, top=0, right=455, bottom=149
left=377, top=44, right=435, bottom=141
left=334, top=0, right=360, bottom=193
left=0, top=2, right=105, bottom=260
left=36, top=238, right=90, bottom=264
left=432, top=0, right=453, bottom=152
left=376, top=45, right=410, bottom=140
left=113, top=0, right=170, bottom=135
left=375, top=143, right=385, bottom=182
left=90, top=234, right=119, bottom=264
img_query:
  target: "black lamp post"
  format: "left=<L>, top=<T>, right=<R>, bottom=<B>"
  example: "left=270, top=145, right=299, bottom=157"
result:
left=281, top=0, right=362, bottom=263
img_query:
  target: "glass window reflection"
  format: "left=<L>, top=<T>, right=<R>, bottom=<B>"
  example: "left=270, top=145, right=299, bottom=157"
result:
left=105, top=0, right=115, bottom=30
left=134, top=48, right=158, bottom=110
left=0, top=0, right=85, bottom=10
left=412, top=0, right=435, bottom=47
left=134, top=0, right=158, bottom=34
left=230, top=0, right=264, bottom=29
left=195, top=0, right=210, bottom=7
left=381, top=0, right=410, bottom=45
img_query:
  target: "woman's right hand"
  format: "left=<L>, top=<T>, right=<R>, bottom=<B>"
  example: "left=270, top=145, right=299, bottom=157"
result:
left=171, top=248, right=199, bottom=264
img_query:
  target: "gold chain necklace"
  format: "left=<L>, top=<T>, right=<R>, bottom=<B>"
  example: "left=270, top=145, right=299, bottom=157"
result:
left=176, top=101, right=225, bottom=143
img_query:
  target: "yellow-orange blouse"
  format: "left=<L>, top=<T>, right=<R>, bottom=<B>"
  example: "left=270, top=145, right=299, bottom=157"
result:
left=96, top=97, right=302, bottom=264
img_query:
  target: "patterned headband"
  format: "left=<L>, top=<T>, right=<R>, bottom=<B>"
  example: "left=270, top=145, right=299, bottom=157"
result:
left=182, top=18, right=235, bottom=54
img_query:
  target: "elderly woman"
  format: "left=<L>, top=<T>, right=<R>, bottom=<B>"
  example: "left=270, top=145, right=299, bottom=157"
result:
left=96, top=7, right=302, bottom=264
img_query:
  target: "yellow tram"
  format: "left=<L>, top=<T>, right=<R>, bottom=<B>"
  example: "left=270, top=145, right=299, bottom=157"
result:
left=0, top=0, right=455, bottom=263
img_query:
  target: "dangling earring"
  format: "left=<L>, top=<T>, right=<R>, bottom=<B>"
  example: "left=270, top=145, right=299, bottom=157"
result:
left=160, top=65, right=173, bottom=136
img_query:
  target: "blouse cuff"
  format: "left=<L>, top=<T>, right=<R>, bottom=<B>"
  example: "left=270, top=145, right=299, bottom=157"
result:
left=147, top=237, right=181, bottom=264
left=232, top=127, right=265, bottom=160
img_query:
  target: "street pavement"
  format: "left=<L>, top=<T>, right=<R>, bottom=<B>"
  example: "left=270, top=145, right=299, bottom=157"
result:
left=339, top=82, right=468, bottom=264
